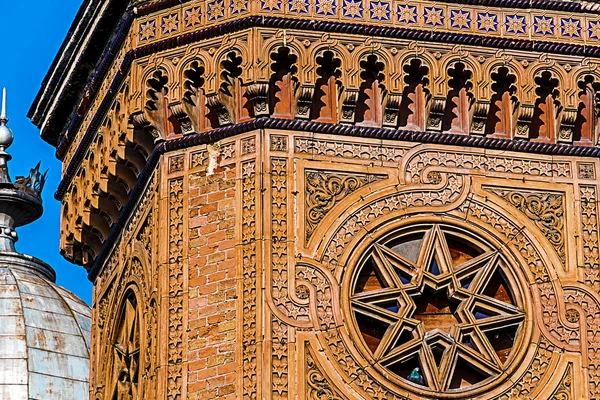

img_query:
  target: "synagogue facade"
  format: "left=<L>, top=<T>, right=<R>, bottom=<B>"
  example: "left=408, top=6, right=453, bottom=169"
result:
left=30, top=0, right=600, bottom=398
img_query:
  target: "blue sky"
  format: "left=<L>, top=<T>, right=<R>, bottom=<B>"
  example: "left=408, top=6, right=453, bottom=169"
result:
left=1, top=1, right=91, bottom=304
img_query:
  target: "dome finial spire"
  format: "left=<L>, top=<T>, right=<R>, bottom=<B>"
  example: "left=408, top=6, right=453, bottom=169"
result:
left=1, top=88, right=6, bottom=120
left=0, top=88, right=14, bottom=151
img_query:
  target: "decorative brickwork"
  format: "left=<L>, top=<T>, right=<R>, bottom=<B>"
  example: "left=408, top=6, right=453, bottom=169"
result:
left=34, top=0, right=600, bottom=398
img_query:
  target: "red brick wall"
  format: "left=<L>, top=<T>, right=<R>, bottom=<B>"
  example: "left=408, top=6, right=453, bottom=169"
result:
left=186, top=164, right=238, bottom=399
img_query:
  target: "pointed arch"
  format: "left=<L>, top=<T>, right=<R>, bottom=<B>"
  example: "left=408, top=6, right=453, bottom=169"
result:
left=108, top=287, right=142, bottom=400
left=530, top=70, right=561, bottom=143
left=486, top=66, right=518, bottom=139
left=574, top=74, right=600, bottom=146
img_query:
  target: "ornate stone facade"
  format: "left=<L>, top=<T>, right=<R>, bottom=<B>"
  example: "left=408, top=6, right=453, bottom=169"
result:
left=31, top=0, right=600, bottom=398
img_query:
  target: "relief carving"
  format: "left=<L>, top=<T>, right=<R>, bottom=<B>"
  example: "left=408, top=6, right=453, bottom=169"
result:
left=580, top=186, right=600, bottom=291
left=241, top=160, right=258, bottom=399
left=50, top=3, right=600, bottom=400
left=305, top=170, right=386, bottom=242
left=167, top=177, right=185, bottom=400
left=487, top=188, right=566, bottom=265
left=497, top=340, right=559, bottom=400
left=306, top=346, right=346, bottom=400
left=323, top=174, right=468, bottom=270
left=551, top=364, right=573, bottom=400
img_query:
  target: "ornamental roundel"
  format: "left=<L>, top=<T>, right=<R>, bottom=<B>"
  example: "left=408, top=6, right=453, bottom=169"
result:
left=346, top=222, right=531, bottom=397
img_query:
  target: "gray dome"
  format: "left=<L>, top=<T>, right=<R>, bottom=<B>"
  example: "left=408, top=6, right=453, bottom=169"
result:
left=0, top=259, right=91, bottom=400
left=0, top=91, right=90, bottom=399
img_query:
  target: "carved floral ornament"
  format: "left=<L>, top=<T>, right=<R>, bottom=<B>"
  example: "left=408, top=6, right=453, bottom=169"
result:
left=345, top=222, right=530, bottom=397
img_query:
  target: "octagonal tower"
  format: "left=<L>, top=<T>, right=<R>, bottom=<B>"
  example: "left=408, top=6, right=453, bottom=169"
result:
left=30, top=0, right=600, bottom=398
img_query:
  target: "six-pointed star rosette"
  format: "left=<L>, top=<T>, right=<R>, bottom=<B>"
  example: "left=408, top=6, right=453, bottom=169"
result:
left=350, top=224, right=526, bottom=391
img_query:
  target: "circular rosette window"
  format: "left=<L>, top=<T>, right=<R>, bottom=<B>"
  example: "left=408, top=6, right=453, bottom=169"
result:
left=348, top=223, right=528, bottom=394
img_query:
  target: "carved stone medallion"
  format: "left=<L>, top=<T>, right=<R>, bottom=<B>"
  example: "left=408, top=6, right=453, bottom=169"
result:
left=347, top=222, right=529, bottom=397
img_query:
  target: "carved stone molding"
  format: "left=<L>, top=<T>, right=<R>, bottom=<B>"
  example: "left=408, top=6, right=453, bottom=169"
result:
left=471, top=100, right=491, bottom=136
left=551, top=364, right=573, bottom=400
left=580, top=186, right=599, bottom=290
left=486, top=188, right=566, bottom=265
left=241, top=160, right=258, bottom=400
left=167, top=177, right=185, bottom=400
left=306, top=346, right=346, bottom=400
left=246, top=83, right=269, bottom=117
left=305, top=170, right=386, bottom=242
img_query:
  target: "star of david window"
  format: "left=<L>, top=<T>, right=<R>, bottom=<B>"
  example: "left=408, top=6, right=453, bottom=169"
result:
left=349, top=224, right=526, bottom=392
left=111, top=292, right=140, bottom=400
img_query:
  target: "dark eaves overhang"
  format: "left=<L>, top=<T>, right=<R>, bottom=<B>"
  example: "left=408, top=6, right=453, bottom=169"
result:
left=27, top=0, right=192, bottom=147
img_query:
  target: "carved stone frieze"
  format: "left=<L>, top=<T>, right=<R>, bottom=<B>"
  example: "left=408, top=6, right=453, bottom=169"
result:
left=241, top=160, right=259, bottom=400
left=167, top=177, right=185, bottom=400
left=486, top=188, right=566, bottom=265
left=296, top=137, right=406, bottom=163
left=306, top=346, right=346, bottom=400
left=305, top=170, right=386, bottom=242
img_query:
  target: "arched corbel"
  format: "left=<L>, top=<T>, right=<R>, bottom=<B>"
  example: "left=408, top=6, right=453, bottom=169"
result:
left=383, top=93, right=402, bottom=128
left=339, top=89, right=359, bottom=125
left=295, top=84, right=315, bottom=119
left=558, top=108, right=578, bottom=144
left=426, top=97, right=446, bottom=132
left=471, top=100, right=491, bottom=136
left=207, top=94, right=233, bottom=126
left=131, top=112, right=163, bottom=143
left=168, top=101, right=194, bottom=135
left=245, top=82, right=270, bottom=117
left=515, top=104, right=535, bottom=140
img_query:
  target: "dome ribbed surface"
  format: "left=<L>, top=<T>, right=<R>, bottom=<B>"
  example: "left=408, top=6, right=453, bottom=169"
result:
left=0, top=266, right=91, bottom=400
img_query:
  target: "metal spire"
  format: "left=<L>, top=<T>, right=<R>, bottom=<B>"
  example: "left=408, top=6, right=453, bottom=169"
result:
left=0, top=89, right=13, bottom=185
left=1, top=88, right=6, bottom=120
left=0, top=88, right=14, bottom=148
left=0, top=88, right=45, bottom=254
